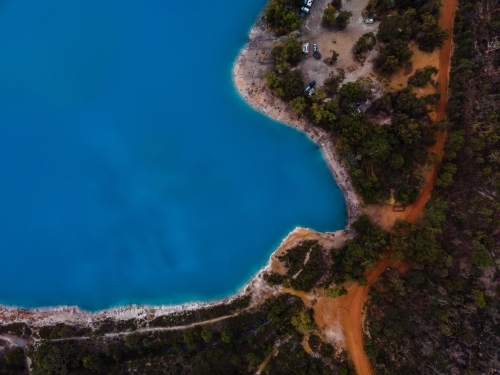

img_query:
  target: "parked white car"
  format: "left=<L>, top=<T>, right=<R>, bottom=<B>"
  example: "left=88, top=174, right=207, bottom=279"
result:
left=364, top=18, right=374, bottom=24
left=301, top=6, right=310, bottom=13
left=302, top=43, right=309, bottom=54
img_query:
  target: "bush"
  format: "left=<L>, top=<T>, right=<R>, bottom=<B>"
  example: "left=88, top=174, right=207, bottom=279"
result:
left=354, top=32, right=376, bottom=54
left=377, top=39, right=413, bottom=74
left=265, top=0, right=302, bottom=35
left=408, top=65, right=438, bottom=87
left=325, top=285, right=348, bottom=298
left=271, top=37, right=303, bottom=73
left=335, top=10, right=352, bottom=29
left=323, top=6, right=336, bottom=26
left=330, top=50, right=339, bottom=64
left=323, top=68, right=345, bottom=96
left=265, top=69, right=304, bottom=101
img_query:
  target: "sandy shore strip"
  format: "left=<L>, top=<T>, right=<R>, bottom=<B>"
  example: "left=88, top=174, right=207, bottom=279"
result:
left=233, top=11, right=362, bottom=227
left=0, top=227, right=347, bottom=330
left=0, top=9, right=360, bottom=329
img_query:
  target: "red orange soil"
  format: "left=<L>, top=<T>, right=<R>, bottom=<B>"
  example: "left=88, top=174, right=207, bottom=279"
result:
left=404, top=0, right=456, bottom=223
left=340, top=0, right=457, bottom=373
left=338, top=259, right=407, bottom=375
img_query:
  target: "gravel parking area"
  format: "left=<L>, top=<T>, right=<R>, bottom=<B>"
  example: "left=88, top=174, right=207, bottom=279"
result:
left=299, top=0, right=379, bottom=86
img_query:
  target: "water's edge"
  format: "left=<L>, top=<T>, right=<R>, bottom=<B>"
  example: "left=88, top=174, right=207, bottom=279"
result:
left=232, top=10, right=362, bottom=227
left=0, top=9, right=361, bottom=326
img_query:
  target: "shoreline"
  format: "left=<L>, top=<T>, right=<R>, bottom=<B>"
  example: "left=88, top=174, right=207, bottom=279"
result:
left=232, top=11, right=362, bottom=228
left=0, top=9, right=361, bottom=329
left=0, top=227, right=344, bottom=329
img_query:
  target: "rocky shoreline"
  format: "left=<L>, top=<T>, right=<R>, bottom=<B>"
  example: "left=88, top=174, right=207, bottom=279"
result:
left=0, top=226, right=348, bottom=331
left=0, top=8, right=361, bottom=331
left=233, top=11, right=362, bottom=227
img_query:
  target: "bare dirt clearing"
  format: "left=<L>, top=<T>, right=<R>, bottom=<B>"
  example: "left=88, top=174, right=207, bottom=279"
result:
left=388, top=43, right=440, bottom=95
left=364, top=204, right=406, bottom=231
left=300, top=0, right=379, bottom=86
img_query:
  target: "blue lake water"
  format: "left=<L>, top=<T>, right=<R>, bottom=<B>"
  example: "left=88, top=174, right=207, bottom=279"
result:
left=0, top=0, right=347, bottom=311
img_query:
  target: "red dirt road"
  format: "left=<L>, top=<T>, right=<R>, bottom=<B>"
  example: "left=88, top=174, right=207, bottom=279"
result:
left=338, top=1, right=457, bottom=374
left=405, top=0, right=456, bottom=223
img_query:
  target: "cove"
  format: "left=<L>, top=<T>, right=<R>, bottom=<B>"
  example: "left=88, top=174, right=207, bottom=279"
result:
left=0, top=0, right=347, bottom=311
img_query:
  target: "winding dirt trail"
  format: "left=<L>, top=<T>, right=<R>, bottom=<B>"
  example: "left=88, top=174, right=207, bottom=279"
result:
left=339, top=0, right=457, bottom=374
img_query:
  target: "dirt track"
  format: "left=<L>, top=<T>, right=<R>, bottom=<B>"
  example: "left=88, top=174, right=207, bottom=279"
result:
left=404, top=0, right=456, bottom=223
left=338, top=259, right=406, bottom=375
left=339, top=0, right=457, bottom=374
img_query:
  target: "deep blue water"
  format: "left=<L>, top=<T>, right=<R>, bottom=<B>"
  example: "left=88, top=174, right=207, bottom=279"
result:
left=0, top=0, right=346, bottom=310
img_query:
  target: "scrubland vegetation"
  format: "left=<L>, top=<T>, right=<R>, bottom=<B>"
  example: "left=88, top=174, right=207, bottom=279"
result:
left=1, top=295, right=354, bottom=375
left=266, top=34, right=439, bottom=204
left=364, top=0, right=500, bottom=373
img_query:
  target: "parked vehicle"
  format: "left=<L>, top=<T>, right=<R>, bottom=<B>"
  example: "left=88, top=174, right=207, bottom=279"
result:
left=364, top=18, right=374, bottom=24
left=305, top=0, right=313, bottom=7
left=313, top=43, right=318, bottom=52
left=301, top=6, right=310, bottom=13
left=304, top=80, right=316, bottom=93
left=302, top=43, right=309, bottom=54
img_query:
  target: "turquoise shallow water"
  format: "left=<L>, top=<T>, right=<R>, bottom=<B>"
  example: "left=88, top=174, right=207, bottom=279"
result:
left=0, top=0, right=347, bottom=311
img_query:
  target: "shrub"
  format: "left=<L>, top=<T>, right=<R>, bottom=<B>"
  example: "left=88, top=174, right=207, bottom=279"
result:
left=323, top=7, right=337, bottom=26
left=265, top=0, right=302, bottom=35
left=335, top=10, right=352, bottom=29
left=354, top=32, right=376, bottom=54
left=408, top=65, right=438, bottom=87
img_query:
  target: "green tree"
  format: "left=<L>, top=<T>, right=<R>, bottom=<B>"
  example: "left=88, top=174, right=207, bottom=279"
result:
left=389, top=154, right=405, bottom=171
left=377, top=39, right=413, bottom=74
left=323, top=68, right=345, bottom=96
left=354, top=32, right=376, bottom=54
left=322, top=6, right=336, bottom=26
left=268, top=301, right=287, bottom=322
left=408, top=65, right=438, bottom=87
left=265, top=0, right=302, bottom=35
left=418, top=27, right=449, bottom=52
left=361, top=132, right=393, bottom=162
left=471, top=289, right=486, bottom=308
left=265, top=69, right=304, bottom=101
left=310, top=103, right=337, bottom=125
left=377, top=15, right=411, bottom=43
left=392, top=114, right=422, bottom=145
left=356, top=76, right=374, bottom=99
left=330, top=50, right=339, bottom=64
left=221, top=329, right=233, bottom=343
left=291, top=311, right=315, bottom=331
left=200, top=326, right=213, bottom=343
left=393, top=86, right=428, bottom=117
left=272, top=37, right=303, bottom=73
left=396, top=186, right=418, bottom=205
left=339, top=81, right=363, bottom=102
left=82, top=355, right=102, bottom=372
left=330, top=0, right=342, bottom=8
left=335, top=10, right=352, bottom=29
left=436, top=163, right=457, bottom=188
left=325, top=285, right=347, bottom=298
left=290, top=96, right=307, bottom=114
left=183, top=329, right=199, bottom=348
left=3, top=347, right=25, bottom=367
